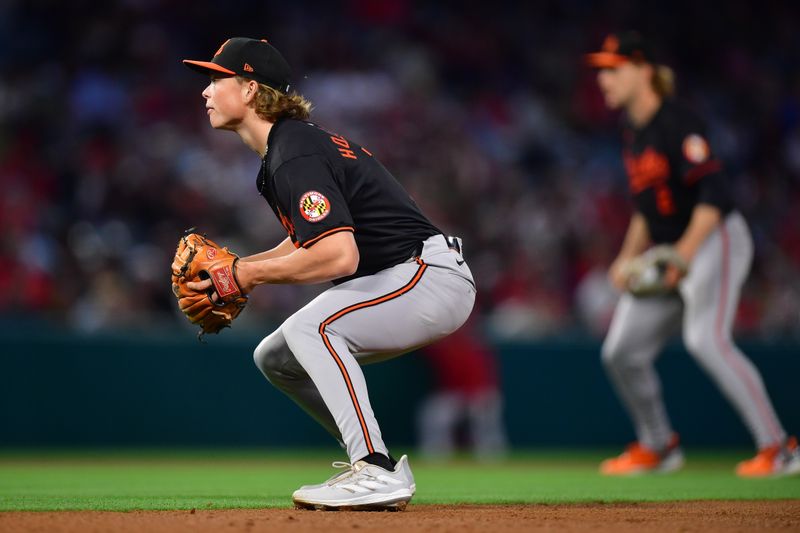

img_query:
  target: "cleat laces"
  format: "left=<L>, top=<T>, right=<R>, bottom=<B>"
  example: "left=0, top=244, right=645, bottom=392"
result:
left=334, top=462, right=404, bottom=494
left=324, top=461, right=356, bottom=486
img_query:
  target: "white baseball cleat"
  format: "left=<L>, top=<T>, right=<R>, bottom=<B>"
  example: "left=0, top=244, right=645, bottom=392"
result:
left=292, top=455, right=416, bottom=511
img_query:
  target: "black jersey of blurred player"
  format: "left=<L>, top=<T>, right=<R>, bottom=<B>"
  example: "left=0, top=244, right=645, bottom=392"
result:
left=622, top=100, right=733, bottom=243
left=257, top=119, right=441, bottom=284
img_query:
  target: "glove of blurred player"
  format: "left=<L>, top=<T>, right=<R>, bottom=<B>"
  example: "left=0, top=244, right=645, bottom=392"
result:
left=171, top=231, right=248, bottom=337
left=621, top=245, right=688, bottom=297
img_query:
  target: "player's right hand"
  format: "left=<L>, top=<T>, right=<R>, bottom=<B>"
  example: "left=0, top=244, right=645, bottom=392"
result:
left=608, top=257, right=630, bottom=292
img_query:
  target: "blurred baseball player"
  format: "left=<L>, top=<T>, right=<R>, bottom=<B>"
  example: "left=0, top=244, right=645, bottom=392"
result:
left=586, top=32, right=799, bottom=477
left=416, top=317, right=507, bottom=461
left=182, top=37, right=476, bottom=509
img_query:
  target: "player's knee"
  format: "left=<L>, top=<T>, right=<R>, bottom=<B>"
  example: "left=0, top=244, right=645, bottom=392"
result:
left=601, top=336, right=648, bottom=371
left=683, top=325, right=716, bottom=360
left=253, top=331, right=285, bottom=376
left=601, top=337, right=623, bottom=367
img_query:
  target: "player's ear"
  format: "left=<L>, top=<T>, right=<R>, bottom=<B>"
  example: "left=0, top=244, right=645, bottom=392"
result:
left=243, top=80, right=259, bottom=104
left=639, top=62, right=655, bottom=82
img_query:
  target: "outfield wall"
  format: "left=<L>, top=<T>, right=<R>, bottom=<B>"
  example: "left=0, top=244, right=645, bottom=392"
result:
left=1, top=328, right=797, bottom=448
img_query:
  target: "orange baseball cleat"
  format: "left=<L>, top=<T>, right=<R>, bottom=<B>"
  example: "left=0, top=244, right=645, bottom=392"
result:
left=736, top=436, right=800, bottom=478
left=600, top=434, right=684, bottom=476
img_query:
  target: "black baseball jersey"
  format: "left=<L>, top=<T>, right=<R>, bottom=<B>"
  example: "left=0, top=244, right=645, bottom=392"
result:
left=621, top=100, right=733, bottom=244
left=257, top=119, right=441, bottom=284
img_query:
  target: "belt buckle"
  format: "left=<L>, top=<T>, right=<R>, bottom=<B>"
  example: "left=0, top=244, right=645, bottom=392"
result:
left=445, top=235, right=462, bottom=255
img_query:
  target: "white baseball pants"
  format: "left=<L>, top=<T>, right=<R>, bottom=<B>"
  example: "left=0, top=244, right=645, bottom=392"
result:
left=253, top=234, right=476, bottom=461
left=601, top=211, right=786, bottom=450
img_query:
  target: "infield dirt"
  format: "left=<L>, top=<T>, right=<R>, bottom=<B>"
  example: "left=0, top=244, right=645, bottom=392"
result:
left=2, top=501, right=799, bottom=532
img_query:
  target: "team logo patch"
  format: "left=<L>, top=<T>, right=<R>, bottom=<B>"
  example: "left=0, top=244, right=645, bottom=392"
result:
left=682, top=134, right=710, bottom=164
left=214, top=39, right=230, bottom=57
left=206, top=247, right=217, bottom=260
left=299, top=191, right=330, bottom=222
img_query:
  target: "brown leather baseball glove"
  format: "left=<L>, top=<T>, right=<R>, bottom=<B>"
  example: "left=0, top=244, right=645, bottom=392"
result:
left=621, top=244, right=688, bottom=297
left=171, top=231, right=248, bottom=338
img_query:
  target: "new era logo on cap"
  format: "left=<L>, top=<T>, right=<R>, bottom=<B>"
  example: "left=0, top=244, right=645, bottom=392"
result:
left=183, top=37, right=292, bottom=92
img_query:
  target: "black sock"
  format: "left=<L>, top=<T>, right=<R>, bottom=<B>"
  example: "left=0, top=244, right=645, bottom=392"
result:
left=359, top=452, right=395, bottom=471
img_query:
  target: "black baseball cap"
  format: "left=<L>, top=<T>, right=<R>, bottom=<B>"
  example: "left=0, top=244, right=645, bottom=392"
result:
left=585, top=31, right=656, bottom=68
left=183, top=37, right=292, bottom=93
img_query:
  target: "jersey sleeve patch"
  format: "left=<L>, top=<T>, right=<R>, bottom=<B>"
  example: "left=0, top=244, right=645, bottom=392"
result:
left=682, top=133, right=710, bottom=164
left=299, top=190, right=330, bottom=222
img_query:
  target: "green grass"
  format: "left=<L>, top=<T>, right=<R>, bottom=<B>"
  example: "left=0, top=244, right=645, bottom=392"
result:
left=0, top=449, right=798, bottom=511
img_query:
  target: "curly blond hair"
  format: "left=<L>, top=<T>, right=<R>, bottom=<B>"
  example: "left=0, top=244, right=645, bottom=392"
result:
left=652, top=65, right=675, bottom=98
left=236, top=77, right=312, bottom=122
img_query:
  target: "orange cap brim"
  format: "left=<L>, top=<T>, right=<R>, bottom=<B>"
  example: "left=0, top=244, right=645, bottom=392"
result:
left=182, top=60, right=237, bottom=77
left=585, top=52, right=629, bottom=68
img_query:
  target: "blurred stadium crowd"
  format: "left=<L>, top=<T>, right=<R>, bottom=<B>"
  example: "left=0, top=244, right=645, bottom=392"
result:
left=1, top=0, right=799, bottom=338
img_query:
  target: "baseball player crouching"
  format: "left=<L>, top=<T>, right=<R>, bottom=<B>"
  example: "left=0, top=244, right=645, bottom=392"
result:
left=586, top=32, right=799, bottom=478
left=181, top=38, right=476, bottom=510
